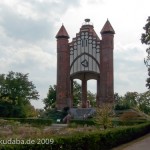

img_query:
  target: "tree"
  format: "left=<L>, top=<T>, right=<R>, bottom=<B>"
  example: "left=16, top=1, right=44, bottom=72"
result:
left=0, top=71, right=39, bottom=117
left=124, top=92, right=138, bottom=108
left=73, top=81, right=81, bottom=107
left=87, top=90, right=96, bottom=107
left=43, top=81, right=81, bottom=109
left=114, top=93, right=124, bottom=110
left=141, top=16, right=150, bottom=89
left=72, top=81, right=96, bottom=107
left=115, top=92, right=138, bottom=110
left=94, top=103, right=114, bottom=129
left=114, top=91, right=150, bottom=115
left=23, top=102, right=38, bottom=117
left=43, top=85, right=56, bottom=110
left=43, top=81, right=96, bottom=109
left=137, top=91, right=150, bottom=115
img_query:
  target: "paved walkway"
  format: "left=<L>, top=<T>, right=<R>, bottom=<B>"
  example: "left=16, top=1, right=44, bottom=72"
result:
left=112, top=133, right=150, bottom=150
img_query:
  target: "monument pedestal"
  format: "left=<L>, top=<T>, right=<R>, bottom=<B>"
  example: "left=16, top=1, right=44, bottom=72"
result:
left=70, top=108, right=95, bottom=119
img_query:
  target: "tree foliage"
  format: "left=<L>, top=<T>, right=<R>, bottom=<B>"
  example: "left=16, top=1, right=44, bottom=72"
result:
left=73, top=81, right=81, bottom=107
left=43, top=81, right=96, bottom=109
left=43, top=85, right=56, bottom=110
left=71, top=81, right=96, bottom=107
left=87, top=90, right=96, bottom=107
left=94, top=103, right=114, bottom=129
left=141, top=16, right=150, bottom=45
left=137, top=91, right=150, bottom=114
left=141, top=16, right=150, bottom=89
left=115, top=91, right=150, bottom=115
left=114, top=92, right=137, bottom=110
left=0, top=71, right=39, bottom=118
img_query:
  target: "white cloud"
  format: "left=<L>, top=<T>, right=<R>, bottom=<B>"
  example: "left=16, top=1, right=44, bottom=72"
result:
left=114, top=43, right=147, bottom=95
left=0, top=0, right=149, bottom=108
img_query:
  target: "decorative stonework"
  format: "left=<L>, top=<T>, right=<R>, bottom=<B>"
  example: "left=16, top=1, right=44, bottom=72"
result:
left=81, top=59, right=88, bottom=67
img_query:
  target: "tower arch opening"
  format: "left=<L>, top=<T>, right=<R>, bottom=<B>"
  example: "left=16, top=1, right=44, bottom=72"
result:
left=87, top=79, right=96, bottom=107
left=72, top=79, right=82, bottom=108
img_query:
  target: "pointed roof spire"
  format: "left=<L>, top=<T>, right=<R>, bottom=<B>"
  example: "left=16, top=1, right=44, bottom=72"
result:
left=56, top=24, right=69, bottom=39
left=101, top=19, right=115, bottom=34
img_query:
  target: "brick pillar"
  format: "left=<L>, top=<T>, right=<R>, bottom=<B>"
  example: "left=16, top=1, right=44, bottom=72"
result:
left=70, top=79, right=73, bottom=107
left=96, top=77, right=100, bottom=106
left=81, top=78, right=87, bottom=108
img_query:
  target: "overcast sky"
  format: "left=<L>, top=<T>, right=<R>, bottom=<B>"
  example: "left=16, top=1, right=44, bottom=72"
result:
left=0, top=0, right=149, bottom=109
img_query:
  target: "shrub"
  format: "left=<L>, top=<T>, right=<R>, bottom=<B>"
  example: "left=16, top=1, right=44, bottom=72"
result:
left=112, top=119, right=147, bottom=126
left=2, top=122, right=150, bottom=150
left=120, top=111, right=139, bottom=121
left=68, top=122, right=77, bottom=128
left=70, top=119, right=96, bottom=126
left=94, top=103, right=114, bottom=129
left=0, top=119, right=8, bottom=126
left=119, top=110, right=148, bottom=125
left=3, top=118, right=52, bottom=126
left=0, top=119, right=20, bottom=127
left=43, top=109, right=65, bottom=123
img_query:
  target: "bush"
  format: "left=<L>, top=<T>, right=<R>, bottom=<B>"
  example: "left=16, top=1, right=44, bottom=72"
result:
left=42, top=109, right=66, bottom=123
left=70, top=119, right=96, bottom=126
left=117, top=110, right=148, bottom=126
left=0, top=104, right=26, bottom=118
left=120, top=111, right=139, bottom=121
left=68, top=122, right=78, bottom=128
left=94, top=104, right=114, bottom=129
left=2, top=118, right=52, bottom=126
left=115, top=103, right=131, bottom=110
left=2, top=122, right=150, bottom=150
left=112, top=119, right=147, bottom=126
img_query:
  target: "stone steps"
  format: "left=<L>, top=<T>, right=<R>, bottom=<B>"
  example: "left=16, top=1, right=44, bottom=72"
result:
left=70, top=108, right=95, bottom=119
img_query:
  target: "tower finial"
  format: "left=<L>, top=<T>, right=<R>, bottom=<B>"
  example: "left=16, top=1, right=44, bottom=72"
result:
left=101, top=19, right=115, bottom=34
left=56, top=24, right=69, bottom=39
left=83, top=18, right=93, bottom=26
left=85, top=18, right=90, bottom=23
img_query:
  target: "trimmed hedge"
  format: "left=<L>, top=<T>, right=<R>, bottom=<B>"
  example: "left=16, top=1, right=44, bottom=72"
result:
left=70, top=119, right=96, bottom=126
left=112, top=120, right=147, bottom=126
left=70, top=119, right=147, bottom=127
left=1, top=122, right=150, bottom=150
left=2, top=118, right=52, bottom=126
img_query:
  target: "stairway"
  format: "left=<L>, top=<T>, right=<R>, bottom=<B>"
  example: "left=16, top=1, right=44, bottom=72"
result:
left=70, top=108, right=95, bottom=119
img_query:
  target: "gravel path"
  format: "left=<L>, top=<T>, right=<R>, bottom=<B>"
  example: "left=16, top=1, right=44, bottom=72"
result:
left=112, top=133, right=150, bottom=150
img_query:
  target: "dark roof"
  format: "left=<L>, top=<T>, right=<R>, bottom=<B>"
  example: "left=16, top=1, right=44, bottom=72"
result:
left=101, top=20, right=115, bottom=34
left=56, top=24, right=69, bottom=38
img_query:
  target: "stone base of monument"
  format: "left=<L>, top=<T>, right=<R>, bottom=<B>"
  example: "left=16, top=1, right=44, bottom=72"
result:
left=69, top=108, right=96, bottom=119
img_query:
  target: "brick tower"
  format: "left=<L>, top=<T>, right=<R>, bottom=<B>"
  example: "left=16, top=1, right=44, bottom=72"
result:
left=99, top=20, right=115, bottom=104
left=56, top=25, right=71, bottom=109
left=56, top=19, right=115, bottom=110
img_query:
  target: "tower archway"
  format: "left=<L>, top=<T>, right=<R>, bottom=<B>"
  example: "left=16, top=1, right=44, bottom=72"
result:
left=87, top=79, right=96, bottom=107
